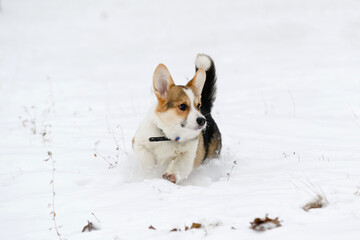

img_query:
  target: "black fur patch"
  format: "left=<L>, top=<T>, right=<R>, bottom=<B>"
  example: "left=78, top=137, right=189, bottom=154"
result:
left=196, top=57, right=217, bottom=115
left=196, top=54, right=222, bottom=161
left=201, top=113, right=221, bottom=160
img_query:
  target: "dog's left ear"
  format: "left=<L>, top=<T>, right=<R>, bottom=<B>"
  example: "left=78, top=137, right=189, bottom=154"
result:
left=153, top=64, right=175, bottom=100
left=187, top=68, right=206, bottom=96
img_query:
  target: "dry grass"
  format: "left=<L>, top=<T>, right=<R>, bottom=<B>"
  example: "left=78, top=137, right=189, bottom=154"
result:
left=48, top=151, right=63, bottom=240
left=93, top=121, right=128, bottom=169
left=302, top=194, right=328, bottom=211
left=290, top=175, right=329, bottom=212
left=226, top=160, right=237, bottom=181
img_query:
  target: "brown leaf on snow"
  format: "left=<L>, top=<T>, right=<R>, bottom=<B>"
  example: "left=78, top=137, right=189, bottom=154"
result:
left=183, top=222, right=202, bottom=231
left=190, top=223, right=202, bottom=229
left=161, top=222, right=203, bottom=232
left=148, top=225, right=156, bottom=230
left=250, top=214, right=281, bottom=232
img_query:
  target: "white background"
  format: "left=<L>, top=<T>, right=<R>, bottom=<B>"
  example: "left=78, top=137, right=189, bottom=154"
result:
left=1, top=0, right=360, bottom=239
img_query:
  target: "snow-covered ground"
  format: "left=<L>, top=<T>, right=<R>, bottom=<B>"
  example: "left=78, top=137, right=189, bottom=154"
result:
left=1, top=0, right=360, bottom=239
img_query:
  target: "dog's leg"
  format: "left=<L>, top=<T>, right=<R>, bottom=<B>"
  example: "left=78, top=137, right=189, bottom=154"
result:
left=163, top=151, right=195, bottom=183
left=134, top=144, right=156, bottom=172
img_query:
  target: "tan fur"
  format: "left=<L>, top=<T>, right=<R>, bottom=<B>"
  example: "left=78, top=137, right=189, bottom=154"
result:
left=156, top=86, right=189, bottom=112
left=194, top=134, right=205, bottom=167
left=207, top=130, right=222, bottom=158
left=155, top=86, right=193, bottom=126
left=194, top=129, right=221, bottom=166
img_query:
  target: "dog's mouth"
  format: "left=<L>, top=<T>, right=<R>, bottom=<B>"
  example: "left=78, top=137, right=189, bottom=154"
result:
left=194, top=125, right=206, bottom=130
left=180, top=122, right=206, bottom=131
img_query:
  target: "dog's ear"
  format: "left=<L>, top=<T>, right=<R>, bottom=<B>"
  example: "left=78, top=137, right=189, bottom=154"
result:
left=186, top=68, right=206, bottom=96
left=153, top=64, right=175, bottom=100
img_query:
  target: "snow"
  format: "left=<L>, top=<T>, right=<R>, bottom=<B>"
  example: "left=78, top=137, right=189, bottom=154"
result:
left=1, top=0, right=360, bottom=239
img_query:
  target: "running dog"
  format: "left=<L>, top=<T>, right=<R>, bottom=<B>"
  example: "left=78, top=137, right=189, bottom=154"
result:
left=133, top=54, right=221, bottom=183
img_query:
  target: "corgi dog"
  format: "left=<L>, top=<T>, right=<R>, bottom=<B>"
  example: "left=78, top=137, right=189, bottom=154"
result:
left=133, top=54, right=221, bottom=183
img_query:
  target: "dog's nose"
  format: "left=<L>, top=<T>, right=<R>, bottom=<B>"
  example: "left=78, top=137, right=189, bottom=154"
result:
left=196, top=117, right=206, bottom=126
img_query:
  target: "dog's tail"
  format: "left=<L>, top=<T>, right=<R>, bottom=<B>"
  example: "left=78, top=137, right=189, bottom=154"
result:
left=195, top=54, right=217, bottom=114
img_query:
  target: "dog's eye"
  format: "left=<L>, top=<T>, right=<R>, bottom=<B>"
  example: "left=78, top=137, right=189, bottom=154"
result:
left=178, top=104, right=188, bottom=111
left=197, top=104, right=201, bottom=110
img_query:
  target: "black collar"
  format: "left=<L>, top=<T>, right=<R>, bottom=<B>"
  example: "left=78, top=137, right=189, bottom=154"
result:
left=149, top=129, right=180, bottom=142
left=149, top=136, right=171, bottom=142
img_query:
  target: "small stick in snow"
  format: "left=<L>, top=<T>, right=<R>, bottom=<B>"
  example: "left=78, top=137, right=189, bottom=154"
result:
left=49, top=151, right=63, bottom=240
left=91, top=213, right=101, bottom=223
left=227, top=160, right=237, bottom=181
left=82, top=221, right=98, bottom=232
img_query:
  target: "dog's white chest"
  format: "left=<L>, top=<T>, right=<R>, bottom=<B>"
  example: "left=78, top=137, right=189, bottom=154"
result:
left=148, top=139, right=198, bottom=166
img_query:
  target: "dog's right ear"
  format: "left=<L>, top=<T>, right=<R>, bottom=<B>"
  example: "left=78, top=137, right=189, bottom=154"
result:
left=153, top=64, right=174, bottom=100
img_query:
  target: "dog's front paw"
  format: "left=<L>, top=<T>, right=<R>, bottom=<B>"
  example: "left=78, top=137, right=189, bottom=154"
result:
left=162, top=172, right=177, bottom=184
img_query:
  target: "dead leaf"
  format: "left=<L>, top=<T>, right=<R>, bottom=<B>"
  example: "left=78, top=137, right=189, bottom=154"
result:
left=148, top=225, right=156, bottom=230
left=250, top=214, right=281, bottom=232
left=170, top=228, right=179, bottom=232
left=191, top=223, right=202, bottom=229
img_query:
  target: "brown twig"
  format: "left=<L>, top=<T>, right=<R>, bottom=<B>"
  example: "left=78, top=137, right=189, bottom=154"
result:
left=82, top=221, right=97, bottom=232
left=49, top=151, right=63, bottom=239
left=91, top=213, right=101, bottom=223
left=227, top=160, right=237, bottom=181
left=94, top=121, right=128, bottom=169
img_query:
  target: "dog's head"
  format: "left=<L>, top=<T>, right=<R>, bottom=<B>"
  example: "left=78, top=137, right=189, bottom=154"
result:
left=153, top=64, right=206, bottom=141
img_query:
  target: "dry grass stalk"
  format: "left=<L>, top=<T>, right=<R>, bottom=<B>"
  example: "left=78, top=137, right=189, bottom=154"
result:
left=227, top=160, right=237, bottom=181
left=49, top=151, right=63, bottom=239
left=82, top=221, right=98, bottom=232
left=302, top=194, right=328, bottom=211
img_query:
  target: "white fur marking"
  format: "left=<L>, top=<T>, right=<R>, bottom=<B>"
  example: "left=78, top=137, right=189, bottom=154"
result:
left=183, top=88, right=204, bottom=129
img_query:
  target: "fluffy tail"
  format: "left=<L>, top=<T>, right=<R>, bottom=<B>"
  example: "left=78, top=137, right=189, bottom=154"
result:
left=195, top=54, right=217, bottom=114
